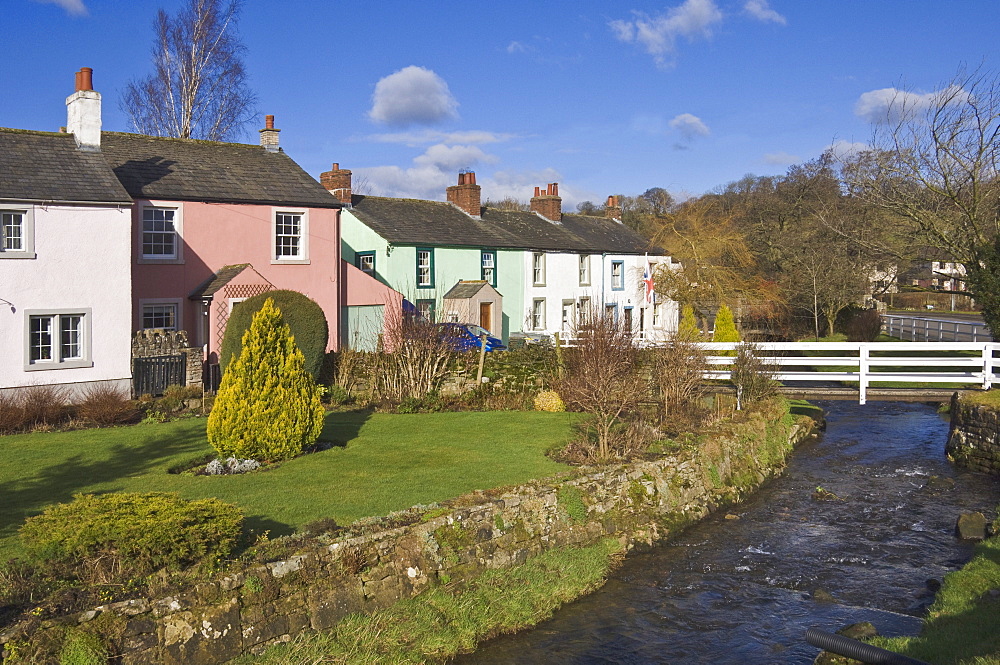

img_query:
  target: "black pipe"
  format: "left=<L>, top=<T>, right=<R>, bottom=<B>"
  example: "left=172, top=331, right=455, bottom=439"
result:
left=805, top=628, right=931, bottom=665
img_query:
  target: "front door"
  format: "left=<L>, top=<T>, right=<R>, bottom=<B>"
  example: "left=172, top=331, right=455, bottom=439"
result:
left=623, top=307, right=633, bottom=333
left=479, top=301, right=492, bottom=332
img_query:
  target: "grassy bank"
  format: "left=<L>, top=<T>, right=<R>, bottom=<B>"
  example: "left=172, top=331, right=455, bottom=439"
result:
left=230, top=538, right=625, bottom=665
left=0, top=411, right=576, bottom=561
left=872, top=519, right=1000, bottom=664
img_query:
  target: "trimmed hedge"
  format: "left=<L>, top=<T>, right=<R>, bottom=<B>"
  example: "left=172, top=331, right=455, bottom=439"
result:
left=220, top=289, right=328, bottom=379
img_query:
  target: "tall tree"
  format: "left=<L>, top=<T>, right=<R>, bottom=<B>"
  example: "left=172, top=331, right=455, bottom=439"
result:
left=121, top=0, right=256, bottom=141
left=845, top=67, right=1000, bottom=332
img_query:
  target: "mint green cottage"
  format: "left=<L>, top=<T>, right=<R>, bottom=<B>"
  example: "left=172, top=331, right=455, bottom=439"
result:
left=323, top=166, right=667, bottom=344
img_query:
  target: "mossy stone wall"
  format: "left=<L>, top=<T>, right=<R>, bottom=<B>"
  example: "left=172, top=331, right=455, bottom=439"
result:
left=948, top=394, right=1000, bottom=474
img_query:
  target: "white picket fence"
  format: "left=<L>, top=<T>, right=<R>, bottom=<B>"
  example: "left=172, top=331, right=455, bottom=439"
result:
left=695, top=341, right=1000, bottom=404
left=883, top=314, right=992, bottom=342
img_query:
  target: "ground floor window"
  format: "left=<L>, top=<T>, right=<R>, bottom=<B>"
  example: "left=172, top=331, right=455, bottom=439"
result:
left=25, top=309, right=92, bottom=370
left=532, top=298, right=546, bottom=330
left=142, top=303, right=178, bottom=330
left=416, top=299, right=436, bottom=322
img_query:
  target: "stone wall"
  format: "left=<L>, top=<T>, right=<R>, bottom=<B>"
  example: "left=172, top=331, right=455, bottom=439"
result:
left=948, top=394, right=1000, bottom=474
left=131, top=329, right=203, bottom=389
left=0, top=408, right=813, bottom=665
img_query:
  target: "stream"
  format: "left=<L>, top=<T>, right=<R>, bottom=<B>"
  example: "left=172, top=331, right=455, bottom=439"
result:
left=456, top=401, right=1000, bottom=664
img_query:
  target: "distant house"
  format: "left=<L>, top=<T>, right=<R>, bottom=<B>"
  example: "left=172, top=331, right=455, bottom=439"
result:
left=330, top=167, right=677, bottom=343
left=0, top=69, right=133, bottom=396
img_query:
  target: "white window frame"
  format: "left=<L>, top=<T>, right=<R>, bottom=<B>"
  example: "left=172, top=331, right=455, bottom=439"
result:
left=611, top=260, right=624, bottom=290
left=579, top=254, right=590, bottom=286
left=652, top=303, right=661, bottom=327
left=416, top=248, right=434, bottom=287
left=272, top=208, right=309, bottom=264
left=578, top=296, right=591, bottom=326
left=532, top=298, right=546, bottom=330
left=532, top=252, right=546, bottom=286
left=0, top=207, right=36, bottom=259
left=139, top=204, right=182, bottom=264
left=561, top=300, right=574, bottom=331
left=140, top=299, right=182, bottom=331
left=481, top=250, right=496, bottom=286
left=24, top=308, right=93, bottom=371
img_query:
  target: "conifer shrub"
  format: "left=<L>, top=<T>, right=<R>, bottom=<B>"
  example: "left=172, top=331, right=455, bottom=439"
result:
left=19, top=492, right=243, bottom=582
left=220, top=289, right=328, bottom=380
left=208, top=298, right=326, bottom=462
left=712, top=303, right=740, bottom=356
left=678, top=304, right=702, bottom=341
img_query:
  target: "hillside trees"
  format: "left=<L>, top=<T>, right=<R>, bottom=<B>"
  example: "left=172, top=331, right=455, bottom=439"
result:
left=121, top=0, right=256, bottom=140
left=844, top=68, right=1000, bottom=333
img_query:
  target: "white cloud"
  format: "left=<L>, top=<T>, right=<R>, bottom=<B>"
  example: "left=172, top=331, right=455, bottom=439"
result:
left=506, top=41, right=529, bottom=54
left=743, top=0, right=786, bottom=25
left=669, top=113, right=710, bottom=140
left=355, top=143, right=497, bottom=199
left=609, top=0, right=723, bottom=67
left=854, top=85, right=969, bottom=124
left=763, top=151, right=799, bottom=165
left=368, top=66, right=459, bottom=127
left=826, top=139, right=870, bottom=160
left=367, top=129, right=517, bottom=147
left=33, top=0, right=87, bottom=15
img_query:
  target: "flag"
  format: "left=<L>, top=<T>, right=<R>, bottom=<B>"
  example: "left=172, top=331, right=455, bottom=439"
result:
left=643, top=265, right=655, bottom=304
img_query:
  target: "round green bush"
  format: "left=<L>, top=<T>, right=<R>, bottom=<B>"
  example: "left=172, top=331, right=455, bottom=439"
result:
left=220, top=289, right=329, bottom=379
left=19, top=492, right=243, bottom=577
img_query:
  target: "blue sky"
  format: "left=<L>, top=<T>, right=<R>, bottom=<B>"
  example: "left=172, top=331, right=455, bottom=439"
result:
left=7, top=0, right=999, bottom=208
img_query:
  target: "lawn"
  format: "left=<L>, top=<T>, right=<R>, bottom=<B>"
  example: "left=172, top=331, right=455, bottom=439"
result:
left=0, top=411, right=576, bottom=562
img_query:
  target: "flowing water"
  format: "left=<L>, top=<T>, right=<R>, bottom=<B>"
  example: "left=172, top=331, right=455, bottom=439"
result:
left=457, top=401, right=1000, bottom=664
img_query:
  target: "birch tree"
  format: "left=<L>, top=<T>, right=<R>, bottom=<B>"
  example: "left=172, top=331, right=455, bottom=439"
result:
left=121, top=0, right=256, bottom=141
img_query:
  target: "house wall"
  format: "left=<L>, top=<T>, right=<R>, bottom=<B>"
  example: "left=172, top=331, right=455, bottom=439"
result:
left=340, top=212, right=522, bottom=341
left=523, top=252, right=677, bottom=342
left=0, top=204, right=132, bottom=396
left=131, top=200, right=341, bottom=354
left=340, top=261, right=403, bottom=351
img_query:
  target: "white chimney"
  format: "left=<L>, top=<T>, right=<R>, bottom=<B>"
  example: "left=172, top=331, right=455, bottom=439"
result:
left=66, top=67, right=101, bottom=151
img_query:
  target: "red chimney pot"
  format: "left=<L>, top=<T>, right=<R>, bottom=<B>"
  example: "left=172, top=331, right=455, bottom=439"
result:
left=79, top=67, right=93, bottom=91
left=332, top=162, right=339, bottom=170
left=265, top=115, right=275, bottom=129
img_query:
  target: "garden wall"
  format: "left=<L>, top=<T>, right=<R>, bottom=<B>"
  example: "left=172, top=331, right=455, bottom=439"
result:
left=0, top=407, right=813, bottom=665
left=948, top=394, right=1000, bottom=474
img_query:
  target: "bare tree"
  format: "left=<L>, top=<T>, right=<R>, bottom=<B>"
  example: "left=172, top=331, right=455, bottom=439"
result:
left=369, top=309, right=457, bottom=402
left=845, top=67, right=1000, bottom=332
left=121, top=0, right=256, bottom=141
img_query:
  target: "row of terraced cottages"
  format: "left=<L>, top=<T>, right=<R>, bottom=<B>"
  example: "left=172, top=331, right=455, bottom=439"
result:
left=0, top=68, right=677, bottom=397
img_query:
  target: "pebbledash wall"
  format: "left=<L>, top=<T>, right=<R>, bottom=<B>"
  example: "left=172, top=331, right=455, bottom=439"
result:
left=948, top=394, right=1000, bottom=474
left=0, top=408, right=814, bottom=665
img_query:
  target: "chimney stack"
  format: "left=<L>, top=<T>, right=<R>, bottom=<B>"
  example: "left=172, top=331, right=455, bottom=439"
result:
left=321, top=162, right=353, bottom=205
left=66, top=67, right=101, bottom=151
left=446, top=171, right=482, bottom=218
left=605, top=195, right=622, bottom=221
left=259, top=114, right=281, bottom=152
left=530, top=182, right=562, bottom=222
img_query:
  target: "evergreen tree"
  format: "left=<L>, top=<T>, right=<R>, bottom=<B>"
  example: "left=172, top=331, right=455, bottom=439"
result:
left=713, top=303, right=740, bottom=356
left=677, top=304, right=702, bottom=341
left=208, top=298, right=325, bottom=462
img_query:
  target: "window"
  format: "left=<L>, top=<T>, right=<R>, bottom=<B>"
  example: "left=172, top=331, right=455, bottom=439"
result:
left=416, top=299, right=436, bottom=322
left=142, top=303, right=178, bottom=330
left=356, top=251, right=376, bottom=276
left=532, top=252, right=546, bottom=286
left=605, top=303, right=617, bottom=321
left=611, top=261, right=624, bottom=290
left=417, top=248, right=434, bottom=288
left=579, top=255, right=590, bottom=286
left=1, top=208, right=36, bottom=258
left=142, top=207, right=178, bottom=260
left=532, top=298, right=545, bottom=330
left=24, top=309, right=92, bottom=370
left=652, top=303, right=661, bottom=327
left=481, top=250, right=496, bottom=286
left=578, top=296, right=591, bottom=326
left=274, top=211, right=306, bottom=261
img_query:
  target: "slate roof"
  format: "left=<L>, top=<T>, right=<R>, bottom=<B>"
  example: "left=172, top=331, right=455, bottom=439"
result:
left=349, top=195, right=659, bottom=254
left=443, top=281, right=492, bottom=300
left=0, top=128, right=132, bottom=204
left=100, top=132, right=341, bottom=209
left=189, top=264, right=255, bottom=299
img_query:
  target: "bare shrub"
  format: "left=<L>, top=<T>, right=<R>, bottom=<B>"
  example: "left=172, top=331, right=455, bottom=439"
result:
left=731, top=343, right=778, bottom=410
left=369, top=312, right=457, bottom=402
left=556, top=310, right=645, bottom=461
left=0, top=390, right=24, bottom=435
left=845, top=308, right=883, bottom=342
left=18, top=384, right=69, bottom=429
left=652, top=335, right=709, bottom=432
left=77, top=384, right=138, bottom=426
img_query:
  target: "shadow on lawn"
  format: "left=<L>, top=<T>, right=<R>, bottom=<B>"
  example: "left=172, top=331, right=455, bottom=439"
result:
left=319, top=408, right=373, bottom=448
left=0, top=423, right=212, bottom=548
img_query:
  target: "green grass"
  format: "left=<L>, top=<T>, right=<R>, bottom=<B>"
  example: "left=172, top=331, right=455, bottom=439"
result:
left=873, top=535, right=1000, bottom=664
left=229, top=538, right=625, bottom=665
left=0, top=411, right=576, bottom=562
